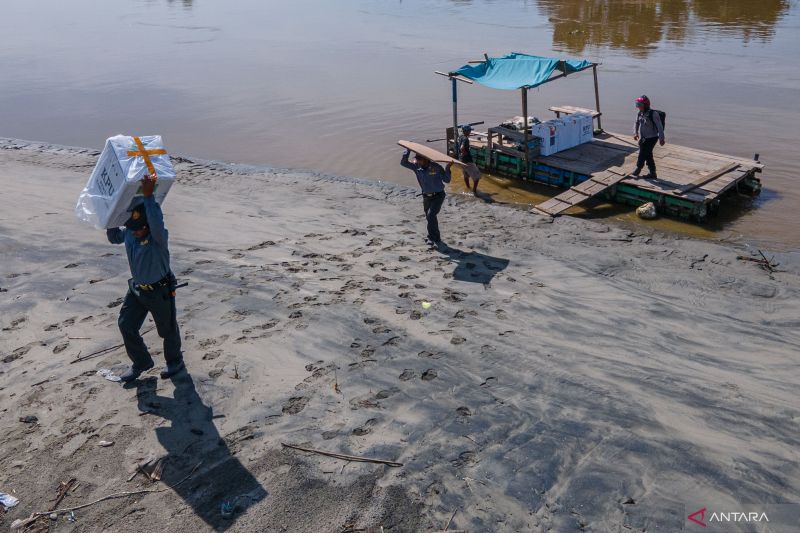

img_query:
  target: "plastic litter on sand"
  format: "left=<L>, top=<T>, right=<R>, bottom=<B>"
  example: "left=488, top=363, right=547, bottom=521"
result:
left=96, top=368, right=122, bottom=382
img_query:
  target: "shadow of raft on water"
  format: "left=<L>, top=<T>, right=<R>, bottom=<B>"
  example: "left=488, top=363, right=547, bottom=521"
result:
left=132, top=374, right=267, bottom=531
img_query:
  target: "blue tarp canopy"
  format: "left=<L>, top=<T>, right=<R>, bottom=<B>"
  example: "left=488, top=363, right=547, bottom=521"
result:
left=453, top=52, right=593, bottom=90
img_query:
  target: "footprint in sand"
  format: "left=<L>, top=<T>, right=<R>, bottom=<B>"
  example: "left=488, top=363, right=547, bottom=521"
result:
left=443, top=289, right=467, bottom=302
left=450, top=336, right=466, bottom=345
left=282, top=396, right=309, bottom=415
left=3, top=316, right=27, bottom=332
left=382, top=336, right=401, bottom=346
left=421, top=369, right=438, bottom=381
left=288, top=311, right=303, bottom=319
left=451, top=450, right=478, bottom=467
left=3, top=345, right=32, bottom=363
left=52, top=341, right=69, bottom=354
left=107, top=297, right=124, bottom=308
left=399, top=369, right=416, bottom=381
left=375, top=388, right=399, bottom=400
left=480, top=377, right=497, bottom=387
left=360, top=346, right=375, bottom=358
left=456, top=406, right=472, bottom=417
left=202, top=350, right=222, bottom=360
left=198, top=335, right=229, bottom=349
left=79, top=315, right=94, bottom=323
left=409, top=311, right=422, bottom=320
left=352, top=418, right=378, bottom=436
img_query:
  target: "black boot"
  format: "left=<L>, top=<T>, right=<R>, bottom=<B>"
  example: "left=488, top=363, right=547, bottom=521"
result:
left=160, top=360, right=186, bottom=379
left=120, top=362, right=154, bottom=383
left=631, top=167, right=642, bottom=177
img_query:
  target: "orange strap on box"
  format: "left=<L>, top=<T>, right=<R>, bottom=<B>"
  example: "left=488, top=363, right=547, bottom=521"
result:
left=127, top=136, right=167, bottom=178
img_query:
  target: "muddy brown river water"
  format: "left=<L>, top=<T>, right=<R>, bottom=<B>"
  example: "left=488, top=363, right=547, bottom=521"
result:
left=1, top=0, right=798, bottom=249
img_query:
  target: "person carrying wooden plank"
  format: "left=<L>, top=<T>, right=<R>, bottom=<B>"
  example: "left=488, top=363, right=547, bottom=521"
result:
left=401, top=149, right=453, bottom=248
left=632, top=95, right=665, bottom=179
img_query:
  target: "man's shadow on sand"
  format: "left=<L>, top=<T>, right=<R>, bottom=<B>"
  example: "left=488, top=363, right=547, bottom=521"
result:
left=439, top=245, right=510, bottom=284
left=130, top=374, right=266, bottom=531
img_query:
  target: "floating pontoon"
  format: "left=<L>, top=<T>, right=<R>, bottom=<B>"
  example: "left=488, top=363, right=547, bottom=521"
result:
left=437, top=53, right=762, bottom=221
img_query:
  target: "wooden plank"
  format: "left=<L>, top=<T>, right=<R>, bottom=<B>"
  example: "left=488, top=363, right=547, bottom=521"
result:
left=673, top=162, right=739, bottom=195
left=397, top=140, right=465, bottom=167
left=661, top=145, right=761, bottom=171
left=549, top=105, right=601, bottom=118
left=698, top=168, right=750, bottom=195
left=489, top=126, right=526, bottom=143
left=534, top=171, right=625, bottom=216
left=536, top=198, right=573, bottom=215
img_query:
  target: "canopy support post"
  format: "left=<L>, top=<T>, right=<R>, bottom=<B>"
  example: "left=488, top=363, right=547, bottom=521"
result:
left=451, top=77, right=459, bottom=158
left=592, top=64, right=603, bottom=132
left=521, top=86, right=530, bottom=178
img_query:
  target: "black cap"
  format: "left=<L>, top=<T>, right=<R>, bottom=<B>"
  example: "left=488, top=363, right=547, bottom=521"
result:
left=124, top=204, right=148, bottom=231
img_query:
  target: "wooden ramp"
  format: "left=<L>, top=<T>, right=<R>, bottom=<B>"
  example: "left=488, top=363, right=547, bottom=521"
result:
left=533, top=168, right=628, bottom=216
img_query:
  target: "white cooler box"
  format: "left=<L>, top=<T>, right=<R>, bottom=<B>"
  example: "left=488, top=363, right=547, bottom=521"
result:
left=531, top=123, right=560, bottom=156
left=75, top=135, right=176, bottom=229
left=572, top=113, right=595, bottom=144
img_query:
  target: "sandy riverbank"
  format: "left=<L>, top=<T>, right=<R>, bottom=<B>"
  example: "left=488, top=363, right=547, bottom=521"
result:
left=1, top=137, right=799, bottom=532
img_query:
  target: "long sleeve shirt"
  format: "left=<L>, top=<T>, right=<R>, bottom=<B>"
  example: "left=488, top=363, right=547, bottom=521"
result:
left=634, top=109, right=665, bottom=141
left=457, top=135, right=474, bottom=163
left=106, top=196, right=171, bottom=285
left=400, top=151, right=451, bottom=193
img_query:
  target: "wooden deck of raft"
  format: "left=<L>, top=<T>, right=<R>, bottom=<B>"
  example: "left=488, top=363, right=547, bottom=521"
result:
left=472, top=131, right=763, bottom=217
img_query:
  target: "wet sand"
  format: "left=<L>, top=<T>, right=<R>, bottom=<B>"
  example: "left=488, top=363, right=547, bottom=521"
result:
left=1, top=138, right=799, bottom=532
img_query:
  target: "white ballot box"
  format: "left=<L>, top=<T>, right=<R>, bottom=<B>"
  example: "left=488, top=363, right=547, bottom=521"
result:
left=75, top=135, right=176, bottom=229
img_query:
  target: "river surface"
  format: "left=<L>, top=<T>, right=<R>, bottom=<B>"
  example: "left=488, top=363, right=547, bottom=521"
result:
left=2, top=0, right=798, bottom=249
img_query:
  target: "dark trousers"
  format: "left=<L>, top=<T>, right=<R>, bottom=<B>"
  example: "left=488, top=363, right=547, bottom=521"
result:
left=118, top=282, right=182, bottom=370
left=423, top=192, right=446, bottom=243
left=637, top=137, right=659, bottom=175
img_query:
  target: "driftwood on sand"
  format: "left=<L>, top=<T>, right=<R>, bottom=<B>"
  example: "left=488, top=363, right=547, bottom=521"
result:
left=281, top=443, right=403, bottom=467
left=11, top=462, right=202, bottom=530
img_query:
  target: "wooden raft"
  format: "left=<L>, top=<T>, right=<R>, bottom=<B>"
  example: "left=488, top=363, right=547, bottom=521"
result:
left=533, top=168, right=628, bottom=216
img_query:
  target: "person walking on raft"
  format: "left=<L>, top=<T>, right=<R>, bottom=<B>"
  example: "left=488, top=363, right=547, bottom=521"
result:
left=632, top=95, right=665, bottom=179
left=401, top=149, right=452, bottom=248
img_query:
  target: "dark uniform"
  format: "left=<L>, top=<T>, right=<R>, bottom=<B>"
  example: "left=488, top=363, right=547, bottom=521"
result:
left=107, top=195, right=183, bottom=380
left=401, top=150, right=451, bottom=244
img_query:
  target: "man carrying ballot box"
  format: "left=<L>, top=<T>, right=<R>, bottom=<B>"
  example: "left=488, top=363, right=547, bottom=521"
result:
left=107, top=174, right=184, bottom=382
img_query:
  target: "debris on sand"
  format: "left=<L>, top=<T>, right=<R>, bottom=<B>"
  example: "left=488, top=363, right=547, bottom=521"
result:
left=96, top=368, right=121, bottom=382
left=1, top=492, right=20, bottom=510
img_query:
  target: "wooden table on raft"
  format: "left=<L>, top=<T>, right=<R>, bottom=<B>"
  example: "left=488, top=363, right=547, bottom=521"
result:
left=398, top=140, right=466, bottom=167
left=549, top=105, right=602, bottom=131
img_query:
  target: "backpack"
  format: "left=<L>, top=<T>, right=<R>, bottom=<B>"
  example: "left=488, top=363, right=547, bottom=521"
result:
left=649, top=109, right=666, bottom=130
